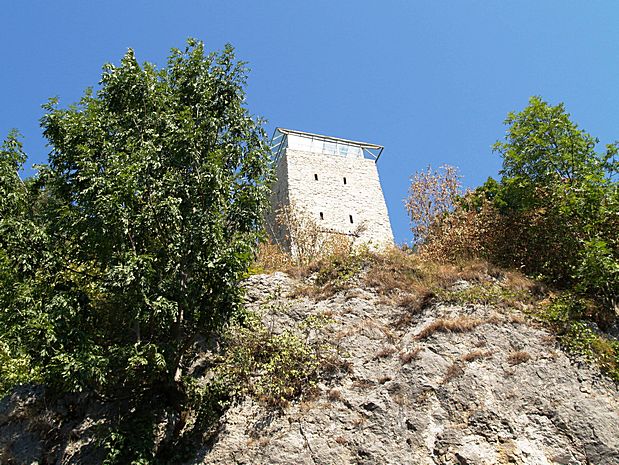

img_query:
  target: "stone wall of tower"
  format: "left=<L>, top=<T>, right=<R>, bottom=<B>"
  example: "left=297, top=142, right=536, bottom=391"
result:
left=269, top=147, right=394, bottom=249
left=266, top=149, right=291, bottom=248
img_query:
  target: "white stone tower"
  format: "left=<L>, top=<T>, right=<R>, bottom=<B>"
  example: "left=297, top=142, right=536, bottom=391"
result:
left=268, top=128, right=394, bottom=249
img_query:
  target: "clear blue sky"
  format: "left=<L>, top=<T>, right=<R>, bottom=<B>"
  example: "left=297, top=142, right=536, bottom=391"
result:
left=2, top=1, right=618, bottom=244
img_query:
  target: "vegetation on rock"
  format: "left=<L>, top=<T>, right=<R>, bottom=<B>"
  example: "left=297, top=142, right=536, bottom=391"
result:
left=404, top=96, right=618, bottom=382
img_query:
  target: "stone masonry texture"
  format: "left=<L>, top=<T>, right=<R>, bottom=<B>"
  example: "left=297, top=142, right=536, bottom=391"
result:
left=269, top=147, right=394, bottom=248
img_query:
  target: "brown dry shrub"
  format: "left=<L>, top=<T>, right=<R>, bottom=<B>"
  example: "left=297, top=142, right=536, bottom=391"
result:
left=271, top=203, right=356, bottom=268
left=321, top=352, right=354, bottom=380
left=327, top=388, right=343, bottom=401
left=455, top=260, right=504, bottom=281
left=258, top=209, right=547, bottom=321
left=507, top=314, right=526, bottom=324
left=363, top=248, right=463, bottom=294
left=443, top=362, right=465, bottom=383
left=392, top=290, right=436, bottom=329
left=395, top=291, right=434, bottom=311
left=358, top=248, right=543, bottom=328
left=418, top=194, right=576, bottom=284
left=503, top=271, right=543, bottom=294
left=289, top=281, right=333, bottom=300
left=405, top=164, right=461, bottom=244
left=399, top=347, right=422, bottom=364
left=460, top=349, right=492, bottom=362
left=507, top=350, right=531, bottom=365
left=254, top=240, right=293, bottom=273
left=258, top=202, right=362, bottom=282
left=416, top=316, right=484, bottom=340
left=418, top=198, right=503, bottom=263
left=362, top=248, right=516, bottom=301
left=373, top=345, right=397, bottom=359
left=361, top=249, right=445, bottom=314
left=333, top=326, right=359, bottom=344
left=363, top=247, right=424, bottom=293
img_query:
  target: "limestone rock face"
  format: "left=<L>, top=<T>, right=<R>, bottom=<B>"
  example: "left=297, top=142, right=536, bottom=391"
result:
left=199, top=273, right=619, bottom=465
left=1, top=272, right=618, bottom=464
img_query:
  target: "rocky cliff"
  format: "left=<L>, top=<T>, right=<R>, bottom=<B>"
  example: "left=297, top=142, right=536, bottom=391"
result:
left=194, top=272, right=619, bottom=465
left=1, top=271, right=618, bottom=464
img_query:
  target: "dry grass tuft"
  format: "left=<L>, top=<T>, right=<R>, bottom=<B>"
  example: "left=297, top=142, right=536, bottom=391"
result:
left=373, top=345, right=397, bottom=360
left=503, top=271, right=545, bottom=295
left=416, top=316, right=484, bottom=340
left=257, top=437, right=270, bottom=447
left=253, top=240, right=293, bottom=274
left=443, top=362, right=465, bottom=383
left=399, top=347, right=422, bottom=364
left=507, top=350, right=531, bottom=365
left=395, top=291, right=435, bottom=312
left=352, top=378, right=374, bottom=389
left=359, top=318, right=397, bottom=343
left=392, top=290, right=436, bottom=328
left=267, top=203, right=356, bottom=268
left=247, top=436, right=272, bottom=447
left=507, top=314, right=527, bottom=324
left=327, top=388, right=343, bottom=401
left=321, top=353, right=354, bottom=379
left=362, top=248, right=460, bottom=298
left=460, top=349, right=492, bottom=362
left=298, top=400, right=316, bottom=413
left=540, top=335, right=556, bottom=345
left=391, top=392, right=408, bottom=405
left=344, top=288, right=366, bottom=300
left=486, top=313, right=502, bottom=325
left=333, top=326, right=360, bottom=344
left=289, top=282, right=332, bottom=300
left=255, top=231, right=545, bottom=325
left=362, top=248, right=542, bottom=316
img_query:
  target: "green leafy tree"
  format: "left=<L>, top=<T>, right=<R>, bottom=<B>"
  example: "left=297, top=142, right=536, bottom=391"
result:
left=407, top=97, right=618, bottom=381
left=493, top=96, right=617, bottom=210
left=0, top=132, right=44, bottom=397
left=488, top=97, right=618, bottom=304
left=0, top=39, right=272, bottom=461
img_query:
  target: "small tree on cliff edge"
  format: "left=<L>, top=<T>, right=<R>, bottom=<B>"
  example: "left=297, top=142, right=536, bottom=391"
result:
left=466, top=97, right=618, bottom=305
left=0, top=39, right=272, bottom=459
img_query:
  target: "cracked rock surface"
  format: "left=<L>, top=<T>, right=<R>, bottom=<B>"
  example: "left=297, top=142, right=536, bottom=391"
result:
left=1, top=272, right=618, bottom=464
left=197, top=273, right=619, bottom=465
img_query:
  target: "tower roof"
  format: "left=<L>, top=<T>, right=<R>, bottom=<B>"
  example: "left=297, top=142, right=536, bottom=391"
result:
left=271, top=128, right=384, bottom=162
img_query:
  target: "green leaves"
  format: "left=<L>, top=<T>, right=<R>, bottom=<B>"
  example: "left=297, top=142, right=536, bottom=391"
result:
left=490, top=96, right=618, bottom=306
left=0, top=39, right=272, bottom=461
left=0, top=339, right=41, bottom=398
left=494, top=96, right=617, bottom=209
left=212, top=309, right=326, bottom=408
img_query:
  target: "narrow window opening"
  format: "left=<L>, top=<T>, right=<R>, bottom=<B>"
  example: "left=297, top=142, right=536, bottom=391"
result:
left=314, top=173, right=318, bottom=181
left=320, top=212, right=324, bottom=220
left=343, top=177, right=347, bottom=185
left=349, top=215, right=354, bottom=224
